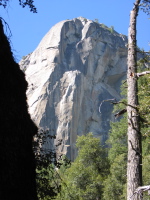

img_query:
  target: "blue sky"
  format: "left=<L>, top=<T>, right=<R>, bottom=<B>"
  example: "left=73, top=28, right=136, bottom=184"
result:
left=0, top=0, right=149, bottom=61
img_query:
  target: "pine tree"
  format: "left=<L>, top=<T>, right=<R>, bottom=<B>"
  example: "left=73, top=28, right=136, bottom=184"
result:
left=103, top=69, right=150, bottom=199
left=56, top=133, right=108, bottom=200
left=127, top=1, right=150, bottom=199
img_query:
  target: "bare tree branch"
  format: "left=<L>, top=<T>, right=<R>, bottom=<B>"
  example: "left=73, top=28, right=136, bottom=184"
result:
left=136, top=71, right=150, bottom=77
left=114, top=109, right=127, bottom=118
left=112, top=101, right=138, bottom=110
left=130, top=185, right=150, bottom=199
left=99, top=98, right=116, bottom=113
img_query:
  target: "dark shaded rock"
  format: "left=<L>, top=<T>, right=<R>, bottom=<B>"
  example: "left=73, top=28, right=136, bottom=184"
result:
left=0, top=19, right=38, bottom=200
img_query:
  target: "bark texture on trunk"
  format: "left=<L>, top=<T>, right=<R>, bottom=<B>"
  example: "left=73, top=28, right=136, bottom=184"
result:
left=127, top=1, right=142, bottom=200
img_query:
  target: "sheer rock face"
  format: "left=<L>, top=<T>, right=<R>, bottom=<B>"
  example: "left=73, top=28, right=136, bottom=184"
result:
left=20, top=17, right=127, bottom=160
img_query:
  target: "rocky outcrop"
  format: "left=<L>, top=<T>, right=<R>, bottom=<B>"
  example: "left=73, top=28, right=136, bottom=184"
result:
left=0, top=19, right=38, bottom=199
left=20, top=17, right=127, bottom=160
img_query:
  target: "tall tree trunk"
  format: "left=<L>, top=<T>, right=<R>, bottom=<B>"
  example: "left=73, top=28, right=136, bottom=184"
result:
left=127, top=0, right=142, bottom=199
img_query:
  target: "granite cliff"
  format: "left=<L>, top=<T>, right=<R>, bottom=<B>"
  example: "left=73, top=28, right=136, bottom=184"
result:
left=20, top=17, right=127, bottom=160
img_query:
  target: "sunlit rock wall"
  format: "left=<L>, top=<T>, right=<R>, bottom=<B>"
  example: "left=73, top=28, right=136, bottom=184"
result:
left=20, top=17, right=127, bottom=160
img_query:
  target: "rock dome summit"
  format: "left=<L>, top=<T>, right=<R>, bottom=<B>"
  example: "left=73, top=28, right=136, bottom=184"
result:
left=20, top=17, right=127, bottom=160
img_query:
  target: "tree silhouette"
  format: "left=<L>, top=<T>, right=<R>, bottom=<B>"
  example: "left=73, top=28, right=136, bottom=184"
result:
left=0, top=0, right=37, bottom=13
left=0, top=18, right=38, bottom=200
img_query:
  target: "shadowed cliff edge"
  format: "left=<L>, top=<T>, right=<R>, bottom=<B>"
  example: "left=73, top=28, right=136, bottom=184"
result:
left=0, top=18, right=38, bottom=200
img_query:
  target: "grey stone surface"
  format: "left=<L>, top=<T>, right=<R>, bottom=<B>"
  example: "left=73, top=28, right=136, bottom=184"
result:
left=20, top=17, right=127, bottom=160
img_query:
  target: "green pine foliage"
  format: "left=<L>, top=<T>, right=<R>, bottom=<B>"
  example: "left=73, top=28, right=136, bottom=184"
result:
left=102, top=81, right=127, bottom=199
left=138, top=71, right=150, bottom=128
left=36, top=163, right=60, bottom=200
left=103, top=63, right=150, bottom=199
left=138, top=68, right=150, bottom=199
left=103, top=114, right=127, bottom=199
left=107, top=116, right=127, bottom=163
left=56, top=133, right=109, bottom=200
left=103, top=153, right=127, bottom=200
left=35, top=60, right=150, bottom=200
